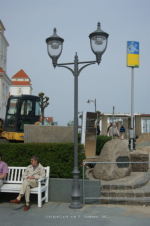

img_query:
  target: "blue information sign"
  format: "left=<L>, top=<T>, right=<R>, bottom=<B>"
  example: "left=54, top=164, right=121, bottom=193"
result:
left=127, top=41, right=139, bottom=54
left=127, top=41, right=139, bottom=67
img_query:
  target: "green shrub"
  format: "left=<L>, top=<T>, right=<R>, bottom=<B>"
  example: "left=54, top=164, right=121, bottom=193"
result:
left=0, top=143, right=85, bottom=179
left=96, top=135, right=111, bottom=155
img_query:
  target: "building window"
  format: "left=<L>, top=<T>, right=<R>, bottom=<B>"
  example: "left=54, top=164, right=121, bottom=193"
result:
left=6, top=86, right=8, bottom=97
left=142, top=119, right=150, bottom=133
left=16, top=78, right=18, bottom=81
left=19, top=88, right=21, bottom=94
left=3, top=83, right=5, bottom=94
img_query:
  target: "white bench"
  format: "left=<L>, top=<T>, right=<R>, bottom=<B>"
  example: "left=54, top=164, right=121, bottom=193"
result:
left=0, top=166, right=50, bottom=207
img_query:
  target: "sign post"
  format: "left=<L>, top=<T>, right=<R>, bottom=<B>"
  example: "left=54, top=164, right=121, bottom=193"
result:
left=127, top=41, right=139, bottom=151
left=112, top=106, right=115, bottom=140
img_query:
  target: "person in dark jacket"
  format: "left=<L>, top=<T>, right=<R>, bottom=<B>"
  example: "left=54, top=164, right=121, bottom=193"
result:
left=120, top=125, right=125, bottom=140
left=97, top=126, right=100, bottom=135
left=107, top=122, right=112, bottom=135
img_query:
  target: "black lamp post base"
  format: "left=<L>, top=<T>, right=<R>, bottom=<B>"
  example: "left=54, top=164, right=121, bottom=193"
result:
left=69, top=201, right=82, bottom=209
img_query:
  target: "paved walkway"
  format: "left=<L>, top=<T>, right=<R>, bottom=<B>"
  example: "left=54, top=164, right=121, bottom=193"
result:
left=122, top=139, right=150, bottom=148
left=136, top=141, right=150, bottom=147
left=0, top=201, right=150, bottom=226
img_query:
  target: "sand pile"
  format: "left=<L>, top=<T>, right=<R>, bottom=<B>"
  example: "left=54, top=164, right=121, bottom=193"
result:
left=136, top=146, right=150, bottom=153
left=136, top=133, right=150, bottom=144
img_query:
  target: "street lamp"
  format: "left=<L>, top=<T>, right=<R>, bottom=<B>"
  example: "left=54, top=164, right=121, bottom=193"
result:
left=87, top=99, right=96, bottom=112
left=89, top=22, right=109, bottom=64
left=46, top=22, right=109, bottom=209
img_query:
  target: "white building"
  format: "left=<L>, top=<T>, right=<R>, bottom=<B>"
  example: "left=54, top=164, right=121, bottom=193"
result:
left=100, top=113, right=150, bottom=138
left=10, top=69, right=33, bottom=96
left=0, top=20, right=12, bottom=120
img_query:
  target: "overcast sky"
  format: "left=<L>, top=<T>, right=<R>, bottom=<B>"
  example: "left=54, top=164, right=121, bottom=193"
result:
left=1, top=0, right=150, bottom=125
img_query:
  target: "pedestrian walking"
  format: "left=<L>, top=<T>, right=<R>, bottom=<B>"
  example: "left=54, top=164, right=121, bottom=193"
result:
left=120, top=125, right=125, bottom=140
left=109, top=123, right=119, bottom=139
left=107, top=122, right=112, bottom=136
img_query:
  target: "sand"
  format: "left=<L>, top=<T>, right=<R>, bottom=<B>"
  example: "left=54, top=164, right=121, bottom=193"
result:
left=136, top=133, right=150, bottom=144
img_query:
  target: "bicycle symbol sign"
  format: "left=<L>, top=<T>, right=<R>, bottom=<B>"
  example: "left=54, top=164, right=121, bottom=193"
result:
left=127, top=41, right=139, bottom=67
left=127, top=41, right=139, bottom=54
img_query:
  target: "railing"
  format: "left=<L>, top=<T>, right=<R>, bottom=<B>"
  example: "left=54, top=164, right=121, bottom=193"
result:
left=82, top=161, right=150, bottom=205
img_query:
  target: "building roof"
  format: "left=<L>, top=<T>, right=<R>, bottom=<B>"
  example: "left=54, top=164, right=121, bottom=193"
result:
left=0, top=20, right=6, bottom=31
left=12, top=69, right=31, bottom=80
left=46, top=117, right=53, bottom=122
left=101, top=113, right=150, bottom=117
left=0, top=67, right=4, bottom=73
left=11, top=81, right=31, bottom=86
left=0, top=67, right=12, bottom=84
left=40, top=115, right=53, bottom=123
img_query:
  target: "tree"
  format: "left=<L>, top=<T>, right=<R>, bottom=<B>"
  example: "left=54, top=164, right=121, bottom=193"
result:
left=79, top=114, right=82, bottom=120
left=67, top=120, right=74, bottom=127
left=38, top=92, right=49, bottom=125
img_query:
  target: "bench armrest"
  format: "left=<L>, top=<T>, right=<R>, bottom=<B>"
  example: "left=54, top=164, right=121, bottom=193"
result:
left=38, top=177, right=49, bottom=182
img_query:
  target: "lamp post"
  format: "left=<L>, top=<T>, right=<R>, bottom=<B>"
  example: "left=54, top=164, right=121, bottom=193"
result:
left=112, top=106, right=115, bottom=140
left=87, top=99, right=96, bottom=112
left=46, top=22, right=109, bottom=209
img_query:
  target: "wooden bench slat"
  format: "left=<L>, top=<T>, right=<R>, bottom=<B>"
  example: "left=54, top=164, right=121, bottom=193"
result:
left=14, top=169, right=17, bottom=181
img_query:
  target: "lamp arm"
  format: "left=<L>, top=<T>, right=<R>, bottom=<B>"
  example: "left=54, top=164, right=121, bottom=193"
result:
left=57, top=59, right=96, bottom=76
left=89, top=100, right=94, bottom=103
left=78, top=62, right=96, bottom=75
left=57, top=65, right=74, bottom=75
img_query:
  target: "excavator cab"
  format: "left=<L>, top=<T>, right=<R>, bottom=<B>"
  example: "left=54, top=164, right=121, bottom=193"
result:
left=1, top=95, right=41, bottom=142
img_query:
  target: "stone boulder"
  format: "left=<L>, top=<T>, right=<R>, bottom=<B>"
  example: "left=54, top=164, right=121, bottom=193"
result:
left=93, top=139, right=131, bottom=181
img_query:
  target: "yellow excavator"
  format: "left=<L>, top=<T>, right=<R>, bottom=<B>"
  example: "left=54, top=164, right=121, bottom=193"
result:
left=0, top=95, right=40, bottom=142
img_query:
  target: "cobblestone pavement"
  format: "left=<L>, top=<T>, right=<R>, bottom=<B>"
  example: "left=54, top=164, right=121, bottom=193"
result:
left=0, top=202, right=150, bottom=226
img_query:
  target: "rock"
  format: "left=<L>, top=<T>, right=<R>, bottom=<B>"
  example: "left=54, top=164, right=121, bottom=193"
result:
left=93, top=139, right=132, bottom=181
left=130, top=150, right=149, bottom=172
